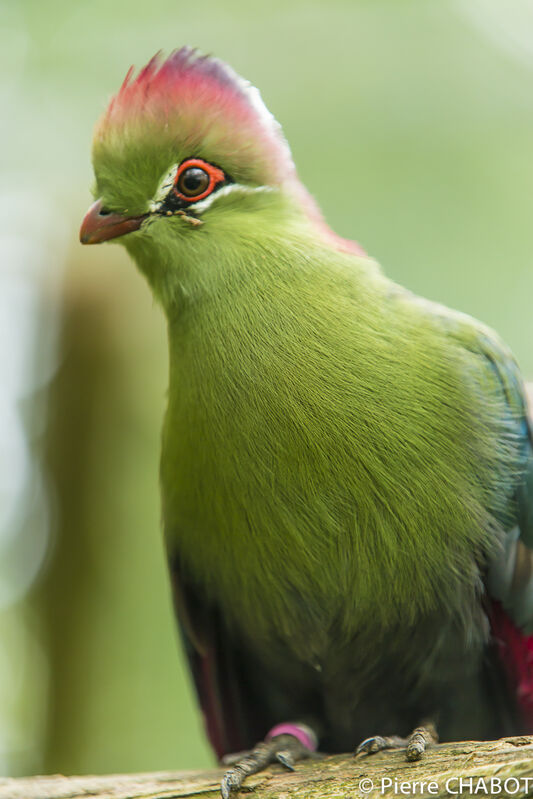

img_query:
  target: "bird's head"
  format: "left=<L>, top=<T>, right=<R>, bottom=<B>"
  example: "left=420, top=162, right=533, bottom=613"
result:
left=80, top=49, right=365, bottom=304
left=81, top=49, right=298, bottom=235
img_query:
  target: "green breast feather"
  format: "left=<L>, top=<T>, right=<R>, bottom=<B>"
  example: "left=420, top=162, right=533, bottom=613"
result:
left=155, top=213, right=520, bottom=660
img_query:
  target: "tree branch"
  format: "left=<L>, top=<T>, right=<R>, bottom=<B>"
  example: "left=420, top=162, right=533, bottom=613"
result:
left=3, top=737, right=533, bottom=799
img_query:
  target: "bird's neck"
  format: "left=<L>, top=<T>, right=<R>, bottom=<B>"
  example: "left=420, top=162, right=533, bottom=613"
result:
left=163, top=225, right=376, bottom=389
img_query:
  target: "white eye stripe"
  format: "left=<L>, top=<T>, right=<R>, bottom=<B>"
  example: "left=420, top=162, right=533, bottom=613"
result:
left=185, top=183, right=274, bottom=213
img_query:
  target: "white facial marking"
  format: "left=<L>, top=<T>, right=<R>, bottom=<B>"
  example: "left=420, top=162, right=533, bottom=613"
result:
left=186, top=183, right=274, bottom=214
left=149, top=164, right=179, bottom=212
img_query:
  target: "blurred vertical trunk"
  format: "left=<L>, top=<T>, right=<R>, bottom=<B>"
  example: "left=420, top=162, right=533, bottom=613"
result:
left=37, top=251, right=211, bottom=775
left=41, top=266, right=124, bottom=769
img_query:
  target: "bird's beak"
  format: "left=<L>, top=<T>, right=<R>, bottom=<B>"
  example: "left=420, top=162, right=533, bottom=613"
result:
left=79, top=199, right=147, bottom=244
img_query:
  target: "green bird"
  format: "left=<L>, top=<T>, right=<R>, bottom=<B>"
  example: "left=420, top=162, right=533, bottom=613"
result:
left=80, top=49, right=533, bottom=797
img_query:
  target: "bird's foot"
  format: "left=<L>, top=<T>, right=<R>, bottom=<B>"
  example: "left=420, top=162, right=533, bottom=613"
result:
left=355, top=722, right=438, bottom=762
left=220, top=722, right=317, bottom=798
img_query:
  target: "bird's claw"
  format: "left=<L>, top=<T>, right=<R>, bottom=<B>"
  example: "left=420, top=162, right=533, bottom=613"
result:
left=221, top=769, right=242, bottom=799
left=356, top=734, right=405, bottom=756
left=355, top=723, right=438, bottom=762
left=220, top=733, right=312, bottom=797
left=356, top=735, right=386, bottom=756
left=406, top=725, right=437, bottom=761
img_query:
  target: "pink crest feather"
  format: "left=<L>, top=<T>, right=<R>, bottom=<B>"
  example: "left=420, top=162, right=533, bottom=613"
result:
left=99, top=48, right=294, bottom=185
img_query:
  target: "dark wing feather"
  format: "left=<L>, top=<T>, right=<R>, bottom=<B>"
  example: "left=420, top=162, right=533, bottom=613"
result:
left=428, top=303, right=533, bottom=726
left=167, top=554, right=273, bottom=758
left=458, top=326, right=533, bottom=727
left=483, top=375, right=533, bottom=631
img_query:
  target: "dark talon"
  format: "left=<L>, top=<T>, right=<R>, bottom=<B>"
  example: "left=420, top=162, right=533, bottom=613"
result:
left=356, top=735, right=401, bottom=756
left=356, top=736, right=383, bottom=755
left=276, top=750, right=295, bottom=770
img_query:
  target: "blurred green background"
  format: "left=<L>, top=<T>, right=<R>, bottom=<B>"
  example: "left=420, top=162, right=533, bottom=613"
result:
left=2, top=0, right=533, bottom=779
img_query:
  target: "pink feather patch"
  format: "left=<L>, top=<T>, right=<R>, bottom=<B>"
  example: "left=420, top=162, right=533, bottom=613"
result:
left=99, top=48, right=294, bottom=185
left=110, top=49, right=243, bottom=115
left=490, top=599, right=533, bottom=728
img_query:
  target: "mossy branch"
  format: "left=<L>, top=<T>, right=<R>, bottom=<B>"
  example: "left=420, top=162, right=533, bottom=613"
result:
left=4, top=736, right=533, bottom=799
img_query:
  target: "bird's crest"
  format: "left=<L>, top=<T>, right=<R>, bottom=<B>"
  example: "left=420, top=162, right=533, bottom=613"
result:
left=96, top=48, right=295, bottom=187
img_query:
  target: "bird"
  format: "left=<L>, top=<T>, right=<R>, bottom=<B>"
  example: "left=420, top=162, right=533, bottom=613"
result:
left=80, top=48, right=533, bottom=797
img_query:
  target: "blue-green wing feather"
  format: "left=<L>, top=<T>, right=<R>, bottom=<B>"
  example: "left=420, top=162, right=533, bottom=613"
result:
left=431, top=303, right=533, bottom=631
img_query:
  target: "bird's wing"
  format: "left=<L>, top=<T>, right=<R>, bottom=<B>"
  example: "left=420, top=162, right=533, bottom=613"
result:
left=481, top=366, right=533, bottom=727
left=433, top=304, right=533, bottom=622
left=448, top=321, right=533, bottom=629
left=431, top=303, right=533, bottom=725
left=166, top=553, right=277, bottom=759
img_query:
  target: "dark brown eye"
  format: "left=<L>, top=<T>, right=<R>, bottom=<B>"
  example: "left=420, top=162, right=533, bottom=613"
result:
left=177, top=167, right=210, bottom=197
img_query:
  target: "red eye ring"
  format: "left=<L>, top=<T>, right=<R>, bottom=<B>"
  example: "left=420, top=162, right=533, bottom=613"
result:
left=173, top=158, right=226, bottom=203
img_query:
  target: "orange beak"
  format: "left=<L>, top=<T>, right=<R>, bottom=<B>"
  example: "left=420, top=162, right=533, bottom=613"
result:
left=79, top=199, right=147, bottom=244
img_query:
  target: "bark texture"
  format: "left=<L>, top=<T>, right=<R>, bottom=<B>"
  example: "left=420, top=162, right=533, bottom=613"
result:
left=4, top=737, right=533, bottom=799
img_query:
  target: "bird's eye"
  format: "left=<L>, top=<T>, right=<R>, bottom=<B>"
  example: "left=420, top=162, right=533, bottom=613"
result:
left=172, top=158, right=227, bottom=203
left=177, top=167, right=210, bottom=197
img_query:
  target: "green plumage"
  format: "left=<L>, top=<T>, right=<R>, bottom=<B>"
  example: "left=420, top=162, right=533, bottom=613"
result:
left=124, top=189, right=520, bottom=664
